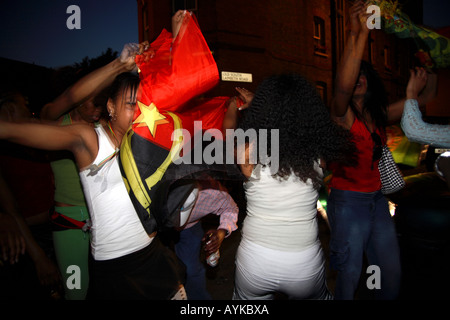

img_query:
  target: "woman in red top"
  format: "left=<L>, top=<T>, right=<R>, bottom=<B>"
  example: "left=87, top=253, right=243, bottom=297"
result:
left=328, top=1, right=435, bottom=300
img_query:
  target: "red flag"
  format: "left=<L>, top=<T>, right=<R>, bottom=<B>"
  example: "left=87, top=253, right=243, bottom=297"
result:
left=119, top=13, right=240, bottom=234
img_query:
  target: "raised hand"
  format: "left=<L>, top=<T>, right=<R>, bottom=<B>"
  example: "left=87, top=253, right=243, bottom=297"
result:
left=172, top=10, right=187, bottom=40
left=349, top=0, right=371, bottom=36
left=235, top=87, right=254, bottom=111
left=119, top=42, right=149, bottom=71
left=406, top=67, right=428, bottom=100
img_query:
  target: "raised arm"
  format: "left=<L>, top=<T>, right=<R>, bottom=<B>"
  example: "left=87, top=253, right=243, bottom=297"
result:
left=331, top=1, right=370, bottom=127
left=40, top=43, right=146, bottom=121
left=387, top=69, right=438, bottom=123
left=0, top=121, right=97, bottom=168
left=172, top=10, right=186, bottom=41
left=222, top=87, right=254, bottom=131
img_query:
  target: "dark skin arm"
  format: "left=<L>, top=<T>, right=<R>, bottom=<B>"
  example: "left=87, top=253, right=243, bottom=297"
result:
left=331, top=0, right=370, bottom=129
left=40, top=43, right=147, bottom=122
left=0, top=120, right=98, bottom=170
left=0, top=117, right=99, bottom=296
left=222, top=87, right=254, bottom=131
left=332, top=1, right=437, bottom=127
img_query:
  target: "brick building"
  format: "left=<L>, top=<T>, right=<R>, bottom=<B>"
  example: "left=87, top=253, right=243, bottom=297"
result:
left=137, top=0, right=422, bottom=108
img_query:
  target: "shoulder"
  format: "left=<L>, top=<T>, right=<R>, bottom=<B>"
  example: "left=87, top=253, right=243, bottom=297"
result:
left=332, top=107, right=355, bottom=130
left=69, top=124, right=99, bottom=167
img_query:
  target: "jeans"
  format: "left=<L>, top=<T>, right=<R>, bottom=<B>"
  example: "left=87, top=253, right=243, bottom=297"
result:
left=175, top=222, right=212, bottom=300
left=327, top=188, right=401, bottom=300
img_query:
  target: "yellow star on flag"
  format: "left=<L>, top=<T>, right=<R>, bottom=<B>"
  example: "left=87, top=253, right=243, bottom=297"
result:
left=133, top=101, right=169, bottom=137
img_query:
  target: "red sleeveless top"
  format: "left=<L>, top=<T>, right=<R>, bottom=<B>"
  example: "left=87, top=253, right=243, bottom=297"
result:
left=329, top=117, right=385, bottom=193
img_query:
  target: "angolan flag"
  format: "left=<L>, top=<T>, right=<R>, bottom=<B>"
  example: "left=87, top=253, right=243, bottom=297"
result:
left=119, top=12, right=242, bottom=235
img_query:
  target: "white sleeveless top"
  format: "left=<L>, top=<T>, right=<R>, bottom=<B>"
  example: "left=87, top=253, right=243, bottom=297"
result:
left=242, top=163, right=322, bottom=252
left=79, top=125, right=152, bottom=260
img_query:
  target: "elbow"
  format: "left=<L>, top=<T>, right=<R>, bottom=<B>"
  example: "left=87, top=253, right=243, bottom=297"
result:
left=330, top=97, right=350, bottom=119
left=400, top=121, right=422, bottom=144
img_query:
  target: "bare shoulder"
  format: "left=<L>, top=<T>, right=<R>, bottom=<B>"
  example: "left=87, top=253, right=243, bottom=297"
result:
left=68, top=123, right=99, bottom=168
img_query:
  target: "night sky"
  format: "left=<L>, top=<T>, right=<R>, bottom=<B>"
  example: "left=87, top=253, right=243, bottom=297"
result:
left=0, top=0, right=138, bottom=69
left=423, top=0, right=450, bottom=29
left=0, top=0, right=449, bottom=69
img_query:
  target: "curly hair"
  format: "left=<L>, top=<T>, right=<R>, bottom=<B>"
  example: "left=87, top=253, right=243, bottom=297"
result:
left=238, top=73, right=356, bottom=188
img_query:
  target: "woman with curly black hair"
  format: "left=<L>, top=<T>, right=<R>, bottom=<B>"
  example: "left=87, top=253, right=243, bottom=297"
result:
left=231, top=73, right=356, bottom=300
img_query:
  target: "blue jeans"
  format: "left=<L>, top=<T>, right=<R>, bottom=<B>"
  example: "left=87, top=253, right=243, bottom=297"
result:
left=327, top=188, right=401, bottom=300
left=175, top=222, right=212, bottom=300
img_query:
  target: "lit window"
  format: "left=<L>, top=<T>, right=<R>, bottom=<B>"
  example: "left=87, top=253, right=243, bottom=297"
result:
left=316, top=81, right=327, bottom=103
left=314, top=17, right=326, bottom=55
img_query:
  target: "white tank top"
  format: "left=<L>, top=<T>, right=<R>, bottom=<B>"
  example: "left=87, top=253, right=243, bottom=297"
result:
left=242, top=164, right=322, bottom=252
left=79, top=125, right=152, bottom=260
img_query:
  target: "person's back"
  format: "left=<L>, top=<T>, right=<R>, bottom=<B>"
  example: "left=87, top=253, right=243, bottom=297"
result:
left=243, top=164, right=321, bottom=251
left=234, top=164, right=330, bottom=300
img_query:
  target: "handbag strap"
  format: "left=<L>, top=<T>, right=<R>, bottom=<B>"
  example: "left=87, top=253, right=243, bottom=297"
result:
left=361, top=117, right=387, bottom=145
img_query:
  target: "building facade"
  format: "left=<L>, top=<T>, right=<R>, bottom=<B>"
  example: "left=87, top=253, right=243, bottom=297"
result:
left=137, top=0, right=421, bottom=108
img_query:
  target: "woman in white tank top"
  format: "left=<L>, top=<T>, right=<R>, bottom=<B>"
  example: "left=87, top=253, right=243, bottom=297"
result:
left=0, top=11, right=193, bottom=299
left=231, top=74, right=357, bottom=300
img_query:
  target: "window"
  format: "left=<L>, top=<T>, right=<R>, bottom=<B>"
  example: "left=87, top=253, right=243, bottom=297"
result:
left=316, top=81, right=328, bottom=104
left=384, top=46, right=391, bottom=71
left=314, top=17, right=326, bottom=56
left=173, top=0, right=197, bottom=13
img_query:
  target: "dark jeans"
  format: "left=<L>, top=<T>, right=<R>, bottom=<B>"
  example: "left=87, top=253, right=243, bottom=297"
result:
left=175, top=222, right=212, bottom=300
left=327, top=188, right=401, bottom=300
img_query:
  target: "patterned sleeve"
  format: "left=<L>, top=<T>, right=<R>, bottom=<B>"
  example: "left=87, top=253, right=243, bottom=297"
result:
left=401, top=99, right=450, bottom=148
left=187, top=189, right=239, bottom=237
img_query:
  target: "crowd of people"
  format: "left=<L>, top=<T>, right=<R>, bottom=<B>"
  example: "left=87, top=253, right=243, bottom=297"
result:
left=1, top=2, right=449, bottom=301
